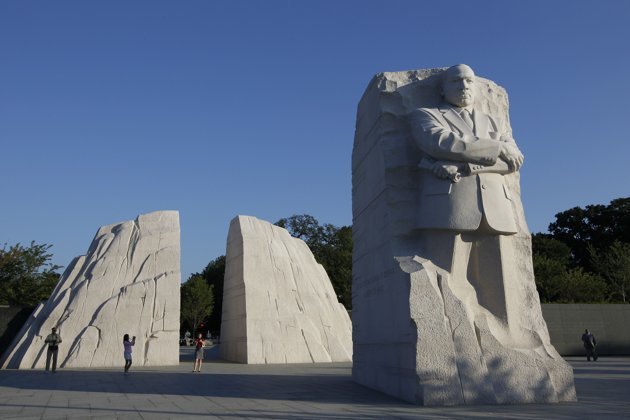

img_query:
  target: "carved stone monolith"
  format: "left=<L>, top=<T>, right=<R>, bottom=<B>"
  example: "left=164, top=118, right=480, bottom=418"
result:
left=351, top=66, right=576, bottom=405
left=1, top=211, right=180, bottom=369
left=220, top=215, right=352, bottom=364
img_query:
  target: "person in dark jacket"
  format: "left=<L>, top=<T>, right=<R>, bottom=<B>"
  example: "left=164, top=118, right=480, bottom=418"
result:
left=44, top=327, right=62, bottom=372
left=581, top=329, right=598, bottom=361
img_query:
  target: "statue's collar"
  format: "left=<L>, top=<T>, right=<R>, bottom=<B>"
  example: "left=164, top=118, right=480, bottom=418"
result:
left=439, top=103, right=474, bottom=114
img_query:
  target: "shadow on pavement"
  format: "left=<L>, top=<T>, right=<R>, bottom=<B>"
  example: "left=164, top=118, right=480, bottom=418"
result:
left=0, top=369, right=400, bottom=405
left=1, top=348, right=629, bottom=418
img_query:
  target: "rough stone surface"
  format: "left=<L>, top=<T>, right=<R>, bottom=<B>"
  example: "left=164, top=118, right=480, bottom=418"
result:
left=220, top=215, right=352, bottom=364
left=351, top=68, right=576, bottom=405
left=1, top=211, right=181, bottom=369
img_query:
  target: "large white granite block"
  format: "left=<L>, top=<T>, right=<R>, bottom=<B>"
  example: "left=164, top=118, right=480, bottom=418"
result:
left=1, top=211, right=181, bottom=369
left=351, top=66, right=576, bottom=405
left=220, top=215, right=352, bottom=364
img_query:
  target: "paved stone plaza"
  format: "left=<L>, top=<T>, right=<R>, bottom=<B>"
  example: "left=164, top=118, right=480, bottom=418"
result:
left=0, top=346, right=628, bottom=419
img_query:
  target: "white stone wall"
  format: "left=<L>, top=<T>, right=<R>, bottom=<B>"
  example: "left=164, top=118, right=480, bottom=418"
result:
left=542, top=304, right=630, bottom=356
left=220, top=215, right=352, bottom=364
left=1, top=211, right=181, bottom=369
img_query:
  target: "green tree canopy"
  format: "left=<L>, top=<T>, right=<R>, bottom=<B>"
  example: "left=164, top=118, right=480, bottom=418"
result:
left=589, top=241, right=630, bottom=303
left=531, top=233, right=571, bottom=265
left=180, top=274, right=214, bottom=335
left=532, top=254, right=568, bottom=303
left=0, top=242, right=61, bottom=306
left=548, top=197, right=630, bottom=269
left=198, top=255, right=225, bottom=334
left=533, top=197, right=630, bottom=303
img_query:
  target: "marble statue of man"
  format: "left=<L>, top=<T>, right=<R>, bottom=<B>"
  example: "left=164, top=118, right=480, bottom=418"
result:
left=409, top=64, right=525, bottom=320
left=352, top=63, right=576, bottom=405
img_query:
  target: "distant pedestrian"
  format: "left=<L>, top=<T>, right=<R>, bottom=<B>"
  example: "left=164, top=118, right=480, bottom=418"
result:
left=44, top=327, right=62, bottom=373
left=193, top=333, right=205, bottom=372
left=123, top=334, right=136, bottom=374
left=581, top=329, right=598, bottom=361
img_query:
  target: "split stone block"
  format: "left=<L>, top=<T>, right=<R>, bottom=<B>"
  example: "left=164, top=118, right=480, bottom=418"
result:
left=220, top=215, right=352, bottom=364
left=1, top=211, right=181, bottom=369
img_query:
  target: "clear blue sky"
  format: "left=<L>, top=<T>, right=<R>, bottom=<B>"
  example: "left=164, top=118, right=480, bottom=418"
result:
left=2, top=1, right=629, bottom=281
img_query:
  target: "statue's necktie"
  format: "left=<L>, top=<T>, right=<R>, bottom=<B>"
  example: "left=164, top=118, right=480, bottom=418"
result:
left=461, top=109, right=475, bottom=131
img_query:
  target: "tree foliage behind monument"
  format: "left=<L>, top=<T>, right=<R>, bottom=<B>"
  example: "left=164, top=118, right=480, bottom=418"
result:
left=533, top=197, right=630, bottom=303
left=0, top=242, right=61, bottom=306
left=198, top=255, right=225, bottom=335
left=180, top=274, right=214, bottom=335
left=548, top=197, right=630, bottom=270
left=589, top=241, right=630, bottom=303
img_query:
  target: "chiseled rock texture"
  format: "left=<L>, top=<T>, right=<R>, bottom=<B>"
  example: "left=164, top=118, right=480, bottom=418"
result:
left=1, top=211, right=180, bottom=369
left=220, top=215, right=352, bottom=364
left=351, top=69, right=576, bottom=405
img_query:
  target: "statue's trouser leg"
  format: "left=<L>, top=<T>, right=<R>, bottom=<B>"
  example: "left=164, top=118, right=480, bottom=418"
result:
left=419, top=231, right=478, bottom=305
left=462, top=233, right=508, bottom=322
left=419, top=226, right=514, bottom=327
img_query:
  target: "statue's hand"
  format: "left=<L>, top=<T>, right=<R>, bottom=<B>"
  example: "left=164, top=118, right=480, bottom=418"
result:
left=499, top=142, right=524, bottom=171
left=432, top=163, right=460, bottom=181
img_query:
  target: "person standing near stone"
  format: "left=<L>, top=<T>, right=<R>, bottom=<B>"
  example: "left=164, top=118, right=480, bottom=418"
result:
left=581, top=329, right=598, bottom=361
left=409, top=64, right=524, bottom=321
left=193, top=333, right=205, bottom=372
left=123, top=334, right=136, bottom=374
left=44, top=327, right=62, bottom=373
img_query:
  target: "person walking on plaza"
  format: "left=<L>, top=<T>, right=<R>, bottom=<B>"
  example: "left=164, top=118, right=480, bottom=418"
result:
left=44, top=327, right=62, bottom=373
left=581, top=329, right=598, bottom=361
left=123, top=334, right=136, bottom=374
left=193, top=333, right=205, bottom=372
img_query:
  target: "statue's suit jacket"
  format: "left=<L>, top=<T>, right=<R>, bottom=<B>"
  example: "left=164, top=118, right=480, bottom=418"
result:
left=409, top=104, right=518, bottom=234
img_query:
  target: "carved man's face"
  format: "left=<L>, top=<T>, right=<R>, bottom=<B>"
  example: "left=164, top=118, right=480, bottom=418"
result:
left=442, top=65, right=476, bottom=107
